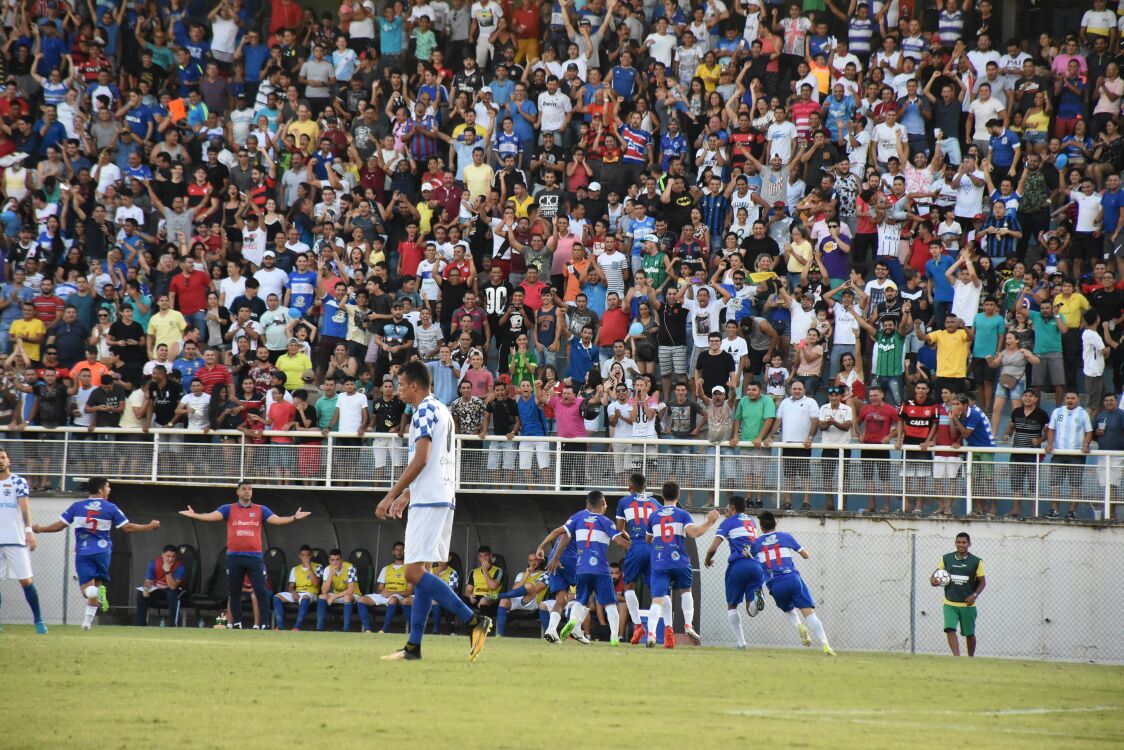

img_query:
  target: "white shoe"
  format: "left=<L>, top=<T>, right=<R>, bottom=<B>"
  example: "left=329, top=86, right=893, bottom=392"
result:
left=543, top=629, right=559, bottom=644
left=81, top=624, right=92, bottom=631
left=570, top=630, right=591, bottom=645
left=684, top=625, right=702, bottom=645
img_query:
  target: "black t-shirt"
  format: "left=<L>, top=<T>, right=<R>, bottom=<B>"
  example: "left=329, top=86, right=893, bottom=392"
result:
left=440, top=282, right=470, bottom=332
left=533, top=145, right=564, bottom=184
left=534, top=187, right=564, bottom=222
left=487, top=397, right=519, bottom=434
left=1009, top=406, right=1049, bottom=448
left=86, top=384, right=129, bottom=427
left=741, top=235, right=780, bottom=264
left=33, top=382, right=70, bottom=428
left=694, top=349, right=735, bottom=394
left=481, top=280, right=513, bottom=321
left=501, top=303, right=533, bottom=345
left=370, top=396, right=406, bottom=433
left=658, top=302, right=688, bottom=346
left=109, top=320, right=147, bottom=365
left=148, top=380, right=184, bottom=426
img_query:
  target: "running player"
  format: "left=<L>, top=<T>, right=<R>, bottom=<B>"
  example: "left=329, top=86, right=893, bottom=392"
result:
left=549, top=490, right=631, bottom=645
left=33, top=477, right=160, bottom=630
left=703, top=495, right=766, bottom=650
left=375, top=361, right=492, bottom=661
left=0, top=449, right=46, bottom=633
left=536, top=512, right=582, bottom=643
left=644, top=481, right=720, bottom=648
left=749, top=511, right=836, bottom=655
left=614, top=472, right=661, bottom=643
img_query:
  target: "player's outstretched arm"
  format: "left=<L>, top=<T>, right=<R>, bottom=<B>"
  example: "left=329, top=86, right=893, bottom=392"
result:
left=545, top=532, right=571, bottom=573
left=685, top=509, right=722, bottom=538
left=534, top=525, right=566, bottom=560
left=703, top=536, right=724, bottom=567
left=122, top=520, right=161, bottom=533
left=267, top=508, right=311, bottom=525
left=31, top=520, right=67, bottom=534
left=179, top=506, right=224, bottom=522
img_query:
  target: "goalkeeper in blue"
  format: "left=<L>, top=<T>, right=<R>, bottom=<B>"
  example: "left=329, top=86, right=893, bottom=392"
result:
left=546, top=490, right=630, bottom=645
left=749, top=511, right=836, bottom=656
left=614, top=472, right=661, bottom=643
left=703, top=495, right=766, bottom=650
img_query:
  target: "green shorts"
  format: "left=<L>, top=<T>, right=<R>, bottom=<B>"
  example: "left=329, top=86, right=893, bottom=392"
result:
left=943, top=603, right=977, bottom=637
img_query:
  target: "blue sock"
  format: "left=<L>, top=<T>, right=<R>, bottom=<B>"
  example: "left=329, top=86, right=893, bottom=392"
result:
left=416, top=572, right=473, bottom=622
left=357, top=603, right=371, bottom=631
left=430, top=604, right=443, bottom=634
left=273, top=598, right=285, bottom=630
left=408, top=596, right=431, bottom=644
left=538, top=608, right=550, bottom=632
left=342, top=602, right=353, bottom=631
left=402, top=605, right=412, bottom=631
left=295, top=598, right=312, bottom=629
left=497, top=605, right=509, bottom=636
left=382, top=603, right=400, bottom=633
left=497, top=586, right=528, bottom=600
left=23, top=584, right=42, bottom=622
left=316, top=598, right=328, bottom=631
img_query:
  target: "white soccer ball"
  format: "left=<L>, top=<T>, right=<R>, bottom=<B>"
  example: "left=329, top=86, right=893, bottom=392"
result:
left=932, top=569, right=951, bottom=587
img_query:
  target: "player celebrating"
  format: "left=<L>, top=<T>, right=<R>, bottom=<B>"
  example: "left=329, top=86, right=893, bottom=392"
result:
left=33, top=477, right=160, bottom=631
left=644, top=482, right=720, bottom=648
left=932, top=532, right=986, bottom=657
left=536, top=510, right=583, bottom=643
left=548, top=490, right=631, bottom=645
left=750, top=511, right=836, bottom=656
left=614, top=472, right=661, bottom=643
left=0, top=449, right=46, bottom=633
left=703, top=496, right=766, bottom=650
left=375, top=361, right=492, bottom=662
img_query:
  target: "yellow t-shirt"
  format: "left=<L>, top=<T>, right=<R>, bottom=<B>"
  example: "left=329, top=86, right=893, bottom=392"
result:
left=1052, top=293, right=1090, bottom=329
left=517, top=569, right=549, bottom=603
left=928, top=329, right=970, bottom=378
left=463, top=163, right=495, bottom=200
left=694, top=62, right=721, bottom=92
left=10, top=318, right=46, bottom=361
left=786, top=240, right=813, bottom=274
left=288, top=119, right=321, bottom=152
left=509, top=194, right=534, bottom=219
left=291, top=564, right=322, bottom=596
left=275, top=352, right=313, bottom=389
left=325, top=561, right=359, bottom=595
left=451, top=123, right=488, bottom=141
left=470, top=564, right=502, bottom=600
left=146, top=310, right=187, bottom=351
left=379, top=563, right=409, bottom=594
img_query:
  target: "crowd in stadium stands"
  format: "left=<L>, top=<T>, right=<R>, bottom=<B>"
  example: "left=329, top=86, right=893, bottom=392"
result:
left=1, top=0, right=1124, bottom=517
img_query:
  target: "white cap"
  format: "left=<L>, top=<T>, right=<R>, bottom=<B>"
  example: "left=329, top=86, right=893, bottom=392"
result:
left=588, top=181, right=602, bottom=191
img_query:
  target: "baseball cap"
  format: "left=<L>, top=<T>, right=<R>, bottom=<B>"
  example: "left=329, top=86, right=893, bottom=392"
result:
left=711, top=385, right=725, bottom=395
left=773, top=201, right=786, bottom=209
left=263, top=250, right=276, bottom=257
left=421, top=182, right=434, bottom=192
left=588, top=181, right=602, bottom=191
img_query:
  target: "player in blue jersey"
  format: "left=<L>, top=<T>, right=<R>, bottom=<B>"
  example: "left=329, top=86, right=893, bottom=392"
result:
left=703, top=496, right=767, bottom=650
left=536, top=511, right=581, bottom=643
left=0, top=449, right=46, bottom=634
left=548, top=490, right=631, bottom=645
left=644, top=482, right=720, bottom=648
left=749, top=511, right=836, bottom=655
left=614, top=472, right=661, bottom=643
left=33, top=477, right=159, bottom=630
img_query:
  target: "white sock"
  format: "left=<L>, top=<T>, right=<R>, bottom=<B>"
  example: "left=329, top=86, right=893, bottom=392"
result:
left=727, top=609, right=746, bottom=647
left=568, top=603, right=588, bottom=627
left=624, top=589, right=642, bottom=628
left=805, top=613, right=828, bottom=646
left=605, top=603, right=620, bottom=639
left=646, top=600, right=663, bottom=638
left=784, top=609, right=802, bottom=629
left=82, top=605, right=98, bottom=628
left=681, top=591, right=695, bottom=629
left=547, top=610, right=561, bottom=634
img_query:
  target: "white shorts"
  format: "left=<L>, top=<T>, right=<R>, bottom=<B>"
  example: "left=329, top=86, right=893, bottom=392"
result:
left=0, top=545, right=33, bottom=581
left=360, top=592, right=407, bottom=606
left=486, top=440, right=517, bottom=470
left=933, top=456, right=962, bottom=479
left=518, top=440, right=550, bottom=470
left=404, top=504, right=455, bottom=565
left=274, top=591, right=317, bottom=603
left=373, top=438, right=406, bottom=469
left=507, top=595, right=542, bottom=612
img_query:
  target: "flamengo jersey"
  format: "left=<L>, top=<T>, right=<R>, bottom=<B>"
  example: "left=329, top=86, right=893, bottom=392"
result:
left=218, top=502, right=275, bottom=555
left=60, top=498, right=130, bottom=556
left=750, top=531, right=804, bottom=581
left=899, top=399, right=938, bottom=442
left=646, top=505, right=695, bottom=571
left=0, top=474, right=31, bottom=546
left=615, top=492, right=661, bottom=544
left=565, top=510, right=620, bottom=576
left=408, top=394, right=456, bottom=509
left=715, top=513, right=760, bottom=563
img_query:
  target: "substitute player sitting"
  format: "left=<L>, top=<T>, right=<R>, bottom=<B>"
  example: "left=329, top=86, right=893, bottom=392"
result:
left=464, top=545, right=503, bottom=614
left=495, top=553, right=551, bottom=636
left=550, top=490, right=631, bottom=646
left=316, top=549, right=360, bottom=632
left=614, top=472, right=661, bottom=643
left=273, top=545, right=322, bottom=631
left=355, top=541, right=414, bottom=634
left=703, top=496, right=766, bottom=650
left=135, top=545, right=187, bottom=626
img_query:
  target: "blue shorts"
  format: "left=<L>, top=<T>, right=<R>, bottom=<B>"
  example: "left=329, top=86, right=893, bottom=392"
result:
left=766, top=574, right=815, bottom=612
left=651, top=567, right=693, bottom=598
left=621, top=543, right=652, bottom=587
left=75, top=551, right=112, bottom=584
left=574, top=573, right=617, bottom=607
left=548, top=566, right=575, bottom=595
left=724, top=557, right=766, bottom=607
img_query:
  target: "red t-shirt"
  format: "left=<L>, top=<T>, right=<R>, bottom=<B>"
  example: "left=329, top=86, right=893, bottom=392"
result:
left=859, top=401, right=899, bottom=443
left=195, top=363, right=233, bottom=395
left=32, top=295, right=65, bottom=324
left=268, top=400, right=297, bottom=443
left=512, top=6, right=539, bottom=38
left=169, top=271, right=211, bottom=315
left=398, top=240, right=424, bottom=277
left=225, top=502, right=265, bottom=554
left=598, top=307, right=630, bottom=347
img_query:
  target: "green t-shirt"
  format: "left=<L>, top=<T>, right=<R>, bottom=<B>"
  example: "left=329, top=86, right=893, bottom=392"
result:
left=642, top=252, right=669, bottom=289
left=1029, top=310, right=1062, bottom=354
left=315, top=394, right=339, bottom=430
left=733, top=394, right=776, bottom=441
left=972, top=312, right=1005, bottom=359
left=1002, top=277, right=1023, bottom=311
left=940, top=552, right=984, bottom=606
left=872, top=331, right=904, bottom=377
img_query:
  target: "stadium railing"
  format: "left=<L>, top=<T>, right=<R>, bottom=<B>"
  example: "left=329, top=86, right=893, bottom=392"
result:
left=5, top=426, right=1122, bottom=518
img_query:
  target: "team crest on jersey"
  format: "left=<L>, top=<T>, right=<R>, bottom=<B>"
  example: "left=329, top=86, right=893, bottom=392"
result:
left=87, top=501, right=102, bottom=510
left=249, top=513, right=256, bottom=518
left=671, top=551, right=680, bottom=561
left=98, top=539, right=108, bottom=548
left=589, top=557, right=598, bottom=567
left=2, top=488, right=10, bottom=497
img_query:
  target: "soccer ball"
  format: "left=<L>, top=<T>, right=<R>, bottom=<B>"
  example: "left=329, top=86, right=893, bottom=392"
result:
left=932, top=569, right=951, bottom=587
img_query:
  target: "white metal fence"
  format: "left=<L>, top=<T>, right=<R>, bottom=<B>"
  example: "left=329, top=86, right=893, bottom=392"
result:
left=5, top=426, right=1122, bottom=517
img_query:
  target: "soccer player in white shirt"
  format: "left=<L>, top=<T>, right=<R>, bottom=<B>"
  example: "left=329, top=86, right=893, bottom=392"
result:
left=376, top=361, right=492, bottom=661
left=0, top=449, right=46, bottom=633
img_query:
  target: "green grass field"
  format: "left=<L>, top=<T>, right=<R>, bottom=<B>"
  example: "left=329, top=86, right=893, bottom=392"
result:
left=2, top=626, right=1122, bottom=750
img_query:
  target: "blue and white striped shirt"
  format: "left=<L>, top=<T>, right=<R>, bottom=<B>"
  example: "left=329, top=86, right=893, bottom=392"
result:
left=1049, top=406, right=1092, bottom=451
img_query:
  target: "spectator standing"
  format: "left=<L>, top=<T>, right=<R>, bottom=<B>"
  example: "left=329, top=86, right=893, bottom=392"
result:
left=1044, top=391, right=1093, bottom=520
left=766, top=380, right=820, bottom=511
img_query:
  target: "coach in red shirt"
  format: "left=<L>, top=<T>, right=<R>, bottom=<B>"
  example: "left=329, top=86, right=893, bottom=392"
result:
left=168, top=257, right=211, bottom=333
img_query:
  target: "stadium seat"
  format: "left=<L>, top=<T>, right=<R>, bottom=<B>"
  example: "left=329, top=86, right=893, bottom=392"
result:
left=186, top=548, right=230, bottom=627
left=348, top=549, right=374, bottom=594
left=491, top=553, right=511, bottom=595
left=310, top=548, right=329, bottom=570
left=265, top=548, right=288, bottom=594
left=143, top=544, right=198, bottom=627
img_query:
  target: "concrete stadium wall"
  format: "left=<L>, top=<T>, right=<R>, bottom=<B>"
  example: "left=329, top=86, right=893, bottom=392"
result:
left=7, top=488, right=1120, bottom=664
